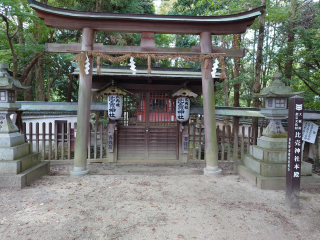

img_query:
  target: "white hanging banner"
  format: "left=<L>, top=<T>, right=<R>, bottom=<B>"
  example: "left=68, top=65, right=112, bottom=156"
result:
left=176, top=97, right=190, bottom=122
left=108, top=95, right=123, bottom=120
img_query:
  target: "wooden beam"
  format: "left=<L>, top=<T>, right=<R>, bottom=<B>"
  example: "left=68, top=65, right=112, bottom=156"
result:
left=29, top=0, right=263, bottom=35
left=91, top=82, right=202, bottom=93
left=141, top=32, right=155, bottom=48
left=46, top=43, right=245, bottom=58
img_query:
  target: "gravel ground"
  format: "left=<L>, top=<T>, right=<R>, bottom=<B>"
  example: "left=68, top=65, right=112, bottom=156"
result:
left=0, top=163, right=320, bottom=240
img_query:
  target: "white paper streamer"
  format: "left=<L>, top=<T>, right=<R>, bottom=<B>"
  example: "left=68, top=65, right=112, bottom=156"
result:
left=129, top=57, right=136, bottom=75
left=84, top=55, right=90, bottom=75
left=211, top=58, right=219, bottom=78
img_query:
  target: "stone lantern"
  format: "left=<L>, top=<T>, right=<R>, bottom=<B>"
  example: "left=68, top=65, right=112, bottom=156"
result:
left=0, top=62, right=30, bottom=142
left=256, top=73, right=304, bottom=138
left=238, top=72, right=312, bottom=187
left=0, top=61, right=49, bottom=188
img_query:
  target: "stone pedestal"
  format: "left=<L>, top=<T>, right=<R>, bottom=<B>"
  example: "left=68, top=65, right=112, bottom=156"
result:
left=235, top=136, right=320, bottom=190
left=0, top=61, right=49, bottom=188
left=0, top=115, right=50, bottom=188
left=243, top=136, right=312, bottom=177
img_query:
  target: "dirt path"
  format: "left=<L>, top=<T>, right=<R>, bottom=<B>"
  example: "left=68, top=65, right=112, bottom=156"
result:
left=0, top=163, right=320, bottom=240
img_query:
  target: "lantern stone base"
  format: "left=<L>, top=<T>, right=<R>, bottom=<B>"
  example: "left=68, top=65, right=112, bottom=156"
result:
left=236, top=136, right=317, bottom=189
left=235, top=163, right=320, bottom=190
left=0, top=141, right=50, bottom=189
left=242, top=136, right=312, bottom=177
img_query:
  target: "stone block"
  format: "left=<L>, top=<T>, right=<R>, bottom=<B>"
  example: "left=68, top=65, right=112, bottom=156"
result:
left=0, top=161, right=50, bottom=189
left=0, top=132, right=25, bottom=147
left=235, top=163, right=320, bottom=190
left=0, top=153, right=40, bottom=175
left=0, top=143, right=30, bottom=160
left=257, top=136, right=287, bottom=150
left=251, top=146, right=264, bottom=160
left=260, top=161, right=312, bottom=177
left=243, top=154, right=261, bottom=174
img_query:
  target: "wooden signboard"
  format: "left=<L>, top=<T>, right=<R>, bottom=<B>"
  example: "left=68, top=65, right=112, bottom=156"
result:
left=285, top=96, right=304, bottom=209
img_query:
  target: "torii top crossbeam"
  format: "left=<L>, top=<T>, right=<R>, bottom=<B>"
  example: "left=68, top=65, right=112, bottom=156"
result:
left=28, top=0, right=263, bottom=35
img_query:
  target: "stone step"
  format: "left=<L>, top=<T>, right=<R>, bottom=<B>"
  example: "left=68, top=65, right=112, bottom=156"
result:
left=243, top=154, right=312, bottom=177
left=0, top=142, right=31, bottom=160
left=235, top=162, right=320, bottom=190
left=0, top=161, right=50, bottom=189
left=250, top=145, right=287, bottom=163
left=0, top=153, right=41, bottom=175
left=257, top=136, right=287, bottom=150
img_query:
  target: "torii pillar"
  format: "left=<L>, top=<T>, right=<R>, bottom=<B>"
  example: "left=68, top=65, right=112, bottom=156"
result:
left=70, top=28, right=94, bottom=175
left=200, top=32, right=221, bottom=175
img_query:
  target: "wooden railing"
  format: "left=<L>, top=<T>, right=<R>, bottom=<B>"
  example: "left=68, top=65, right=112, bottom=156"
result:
left=21, top=121, right=108, bottom=161
left=187, top=115, right=265, bottom=163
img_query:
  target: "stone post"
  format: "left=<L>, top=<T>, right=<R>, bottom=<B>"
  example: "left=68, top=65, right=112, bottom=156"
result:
left=200, top=32, right=221, bottom=175
left=71, top=28, right=94, bottom=175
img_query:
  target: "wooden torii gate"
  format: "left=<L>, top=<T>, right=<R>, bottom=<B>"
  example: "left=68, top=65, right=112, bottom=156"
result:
left=28, top=0, right=263, bottom=175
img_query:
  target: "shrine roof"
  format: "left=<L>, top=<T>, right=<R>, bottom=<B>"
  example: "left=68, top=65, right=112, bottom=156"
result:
left=18, top=101, right=108, bottom=112
left=28, top=0, right=264, bottom=34
left=73, top=65, right=210, bottom=79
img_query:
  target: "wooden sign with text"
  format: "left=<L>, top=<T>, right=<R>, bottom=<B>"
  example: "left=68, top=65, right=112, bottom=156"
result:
left=285, top=96, right=303, bottom=209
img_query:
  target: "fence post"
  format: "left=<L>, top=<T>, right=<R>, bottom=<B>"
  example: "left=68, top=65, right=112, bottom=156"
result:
left=49, top=122, right=52, bottom=160
left=61, top=122, right=65, bottom=160
left=68, top=122, right=71, bottom=160
left=55, top=121, right=58, bottom=160
left=233, top=117, right=239, bottom=162
left=42, top=122, right=45, bottom=160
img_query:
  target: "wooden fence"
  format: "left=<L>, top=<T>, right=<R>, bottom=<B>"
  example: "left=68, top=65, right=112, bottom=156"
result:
left=187, top=115, right=265, bottom=163
left=21, top=121, right=108, bottom=162
left=22, top=118, right=265, bottom=163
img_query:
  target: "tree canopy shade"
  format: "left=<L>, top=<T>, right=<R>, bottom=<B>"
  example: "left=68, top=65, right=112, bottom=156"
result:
left=28, top=0, right=264, bottom=34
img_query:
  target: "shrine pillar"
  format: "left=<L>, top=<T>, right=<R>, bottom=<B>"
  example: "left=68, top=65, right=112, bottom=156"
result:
left=200, top=32, right=221, bottom=175
left=70, top=28, right=94, bottom=175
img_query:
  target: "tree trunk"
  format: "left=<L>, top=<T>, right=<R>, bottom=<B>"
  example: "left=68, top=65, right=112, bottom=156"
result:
left=284, top=0, right=297, bottom=82
left=252, top=0, right=266, bottom=142
left=35, top=58, right=45, bottom=101
left=67, top=66, right=75, bottom=102
left=232, top=34, right=241, bottom=136
left=233, top=34, right=241, bottom=108
left=23, top=69, right=33, bottom=101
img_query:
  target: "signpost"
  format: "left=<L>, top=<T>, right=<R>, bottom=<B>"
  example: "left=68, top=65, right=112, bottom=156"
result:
left=286, top=96, right=304, bottom=209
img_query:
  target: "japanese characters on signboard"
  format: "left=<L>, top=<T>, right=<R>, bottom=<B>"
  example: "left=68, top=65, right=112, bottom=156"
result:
left=108, top=95, right=122, bottom=120
left=176, top=97, right=190, bottom=122
left=302, top=121, right=319, bottom=144
left=287, top=102, right=303, bottom=179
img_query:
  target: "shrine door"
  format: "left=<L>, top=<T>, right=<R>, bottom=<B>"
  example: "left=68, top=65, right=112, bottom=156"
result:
left=117, top=92, right=179, bottom=161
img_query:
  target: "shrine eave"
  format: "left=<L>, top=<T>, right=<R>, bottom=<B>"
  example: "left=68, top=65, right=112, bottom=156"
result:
left=28, top=0, right=264, bottom=34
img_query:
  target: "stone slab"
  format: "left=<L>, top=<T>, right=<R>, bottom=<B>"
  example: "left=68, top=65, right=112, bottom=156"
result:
left=0, top=142, right=31, bottom=160
left=243, top=154, right=261, bottom=174
left=0, top=153, right=40, bottom=175
left=251, top=145, right=287, bottom=163
left=0, top=132, right=25, bottom=147
left=235, top=163, right=320, bottom=190
left=243, top=154, right=312, bottom=177
left=0, top=161, right=50, bottom=189
left=257, top=136, right=287, bottom=150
